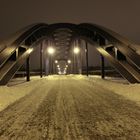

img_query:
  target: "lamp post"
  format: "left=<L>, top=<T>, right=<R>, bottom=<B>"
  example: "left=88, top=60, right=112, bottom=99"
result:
left=54, top=60, right=58, bottom=74
left=40, top=42, right=43, bottom=78
left=47, top=47, right=55, bottom=75
left=85, top=41, right=89, bottom=76
left=73, top=47, right=80, bottom=74
left=67, top=59, right=71, bottom=74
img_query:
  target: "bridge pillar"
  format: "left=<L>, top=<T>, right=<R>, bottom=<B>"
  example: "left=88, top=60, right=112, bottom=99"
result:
left=26, top=56, right=30, bottom=81
left=72, top=43, right=76, bottom=74
left=101, top=55, right=105, bottom=79
left=85, top=41, right=89, bottom=76
left=99, top=36, right=105, bottom=79
left=49, top=55, right=53, bottom=75
left=40, top=42, right=43, bottom=78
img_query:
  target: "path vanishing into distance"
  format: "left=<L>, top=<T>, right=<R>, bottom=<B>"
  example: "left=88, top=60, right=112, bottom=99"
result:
left=0, top=76, right=140, bottom=140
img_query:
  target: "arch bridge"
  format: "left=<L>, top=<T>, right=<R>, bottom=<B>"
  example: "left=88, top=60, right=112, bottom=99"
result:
left=0, top=23, right=140, bottom=85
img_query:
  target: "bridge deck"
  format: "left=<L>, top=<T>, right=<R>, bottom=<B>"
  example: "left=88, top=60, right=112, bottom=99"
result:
left=0, top=76, right=140, bottom=139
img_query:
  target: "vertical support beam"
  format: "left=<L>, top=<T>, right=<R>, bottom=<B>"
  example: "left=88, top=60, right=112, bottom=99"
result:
left=40, top=43, right=43, bottom=78
left=49, top=56, right=51, bottom=75
left=73, top=54, right=75, bottom=74
left=78, top=39, right=82, bottom=74
left=99, top=36, right=106, bottom=79
left=26, top=56, right=30, bottom=81
left=72, top=45, right=75, bottom=74
left=101, top=55, right=105, bottom=79
left=85, top=41, right=89, bottom=76
left=49, top=55, right=52, bottom=75
left=51, top=56, right=54, bottom=74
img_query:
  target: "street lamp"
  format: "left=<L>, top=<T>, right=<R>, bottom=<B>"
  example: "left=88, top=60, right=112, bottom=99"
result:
left=47, top=47, right=55, bottom=55
left=55, top=60, right=58, bottom=64
left=73, top=47, right=80, bottom=54
left=67, top=60, right=71, bottom=64
left=73, top=47, right=80, bottom=74
left=47, top=46, right=55, bottom=74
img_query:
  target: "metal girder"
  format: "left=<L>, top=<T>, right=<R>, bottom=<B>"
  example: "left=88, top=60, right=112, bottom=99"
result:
left=1, top=23, right=140, bottom=84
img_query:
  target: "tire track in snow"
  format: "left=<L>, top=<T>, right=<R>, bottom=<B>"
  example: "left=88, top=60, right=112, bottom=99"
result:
left=0, top=76, right=140, bottom=139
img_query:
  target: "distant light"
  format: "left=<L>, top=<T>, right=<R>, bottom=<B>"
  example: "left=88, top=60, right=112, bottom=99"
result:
left=47, top=47, right=55, bottom=54
left=74, top=47, right=80, bottom=54
left=58, top=71, right=62, bottom=74
left=66, top=65, right=68, bottom=68
left=55, top=60, right=58, bottom=63
left=67, top=60, right=71, bottom=64
left=27, top=48, right=33, bottom=54
left=57, top=65, right=60, bottom=68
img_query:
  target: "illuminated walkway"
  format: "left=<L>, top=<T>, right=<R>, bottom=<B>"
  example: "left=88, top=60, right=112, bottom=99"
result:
left=0, top=76, right=140, bottom=139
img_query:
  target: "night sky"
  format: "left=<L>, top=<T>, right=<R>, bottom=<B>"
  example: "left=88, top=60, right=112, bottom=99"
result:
left=0, top=0, right=140, bottom=43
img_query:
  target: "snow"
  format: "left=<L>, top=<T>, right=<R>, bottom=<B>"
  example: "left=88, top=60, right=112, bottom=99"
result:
left=87, top=75, right=140, bottom=106
left=0, top=76, right=42, bottom=111
left=0, top=75, right=140, bottom=139
left=1, top=75, right=140, bottom=112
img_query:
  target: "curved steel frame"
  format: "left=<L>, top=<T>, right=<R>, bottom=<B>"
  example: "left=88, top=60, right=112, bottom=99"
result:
left=0, top=23, right=140, bottom=84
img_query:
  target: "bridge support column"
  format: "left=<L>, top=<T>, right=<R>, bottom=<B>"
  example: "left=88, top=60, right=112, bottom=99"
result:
left=26, top=57, right=30, bottom=81
left=99, top=36, right=106, bottom=79
left=72, top=44, right=75, bottom=74
left=49, top=55, right=53, bottom=75
left=40, top=42, right=43, bottom=78
left=85, top=41, right=89, bottom=76
left=101, top=55, right=105, bottom=79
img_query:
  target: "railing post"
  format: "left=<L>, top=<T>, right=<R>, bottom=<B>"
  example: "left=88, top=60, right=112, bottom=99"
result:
left=26, top=56, right=30, bottom=81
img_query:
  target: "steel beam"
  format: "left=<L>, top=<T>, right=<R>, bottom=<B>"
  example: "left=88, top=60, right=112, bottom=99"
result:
left=85, top=41, right=89, bottom=76
left=99, top=36, right=106, bottom=79
left=101, top=54, right=105, bottom=79
left=40, top=43, right=43, bottom=78
left=26, top=56, right=30, bottom=81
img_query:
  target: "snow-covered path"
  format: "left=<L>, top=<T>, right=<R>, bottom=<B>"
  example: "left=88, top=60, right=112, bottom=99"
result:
left=1, top=76, right=140, bottom=139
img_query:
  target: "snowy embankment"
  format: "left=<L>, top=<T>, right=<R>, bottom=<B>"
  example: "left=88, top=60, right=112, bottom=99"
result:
left=0, top=76, right=42, bottom=111
left=87, top=75, right=140, bottom=106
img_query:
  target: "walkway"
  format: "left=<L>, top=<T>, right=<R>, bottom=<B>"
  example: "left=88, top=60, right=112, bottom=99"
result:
left=0, top=76, right=140, bottom=140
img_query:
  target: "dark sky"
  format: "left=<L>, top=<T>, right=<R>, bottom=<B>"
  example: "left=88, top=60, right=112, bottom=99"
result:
left=0, top=0, right=140, bottom=43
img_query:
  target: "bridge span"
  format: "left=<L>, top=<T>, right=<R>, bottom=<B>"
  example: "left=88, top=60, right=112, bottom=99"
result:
left=1, top=23, right=140, bottom=85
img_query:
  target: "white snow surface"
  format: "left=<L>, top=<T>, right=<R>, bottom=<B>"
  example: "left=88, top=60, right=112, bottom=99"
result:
left=1, top=75, right=140, bottom=139
left=0, top=75, right=140, bottom=112
left=0, top=76, right=42, bottom=111
left=88, top=75, right=140, bottom=106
